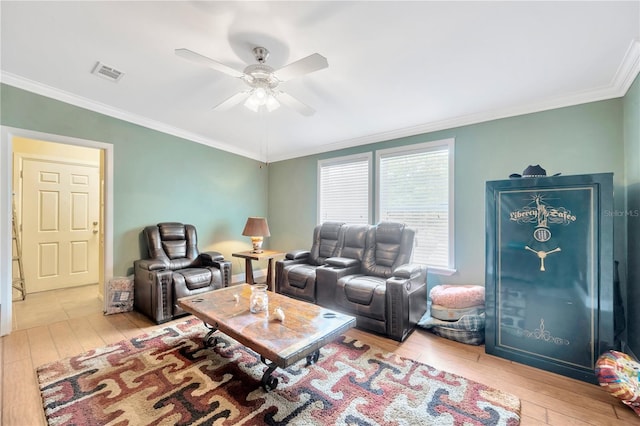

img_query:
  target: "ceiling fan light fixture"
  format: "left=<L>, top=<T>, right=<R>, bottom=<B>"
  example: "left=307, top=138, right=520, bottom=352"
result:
left=244, top=87, right=280, bottom=112
left=244, top=93, right=261, bottom=112
left=254, top=87, right=267, bottom=102
left=265, top=94, right=280, bottom=112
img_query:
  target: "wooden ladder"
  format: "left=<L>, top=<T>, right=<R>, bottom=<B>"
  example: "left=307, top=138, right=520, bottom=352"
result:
left=12, top=196, right=26, bottom=300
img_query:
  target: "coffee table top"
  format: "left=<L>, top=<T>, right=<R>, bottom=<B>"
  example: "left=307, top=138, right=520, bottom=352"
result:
left=177, top=284, right=356, bottom=368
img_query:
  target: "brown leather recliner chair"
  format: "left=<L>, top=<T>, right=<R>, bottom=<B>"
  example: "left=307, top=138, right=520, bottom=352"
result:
left=275, top=221, right=345, bottom=303
left=317, top=222, right=427, bottom=342
left=134, top=222, right=231, bottom=323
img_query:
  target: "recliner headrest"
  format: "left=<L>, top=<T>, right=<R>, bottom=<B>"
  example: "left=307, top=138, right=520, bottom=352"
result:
left=376, top=221, right=405, bottom=244
left=319, top=222, right=344, bottom=239
left=158, top=222, right=186, bottom=241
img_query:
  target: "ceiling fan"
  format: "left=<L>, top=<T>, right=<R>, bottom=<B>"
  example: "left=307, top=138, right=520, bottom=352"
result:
left=175, top=46, right=328, bottom=116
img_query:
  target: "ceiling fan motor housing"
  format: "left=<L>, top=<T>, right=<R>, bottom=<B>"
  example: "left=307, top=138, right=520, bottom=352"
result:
left=243, top=63, right=279, bottom=88
left=252, top=46, right=269, bottom=63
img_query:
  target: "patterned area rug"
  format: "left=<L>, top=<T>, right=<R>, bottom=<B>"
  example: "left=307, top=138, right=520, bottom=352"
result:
left=37, top=318, right=521, bottom=425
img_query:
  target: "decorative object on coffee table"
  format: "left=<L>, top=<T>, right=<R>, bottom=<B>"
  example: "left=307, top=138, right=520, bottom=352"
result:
left=36, top=318, right=522, bottom=425
left=249, top=283, right=269, bottom=313
left=273, top=306, right=285, bottom=321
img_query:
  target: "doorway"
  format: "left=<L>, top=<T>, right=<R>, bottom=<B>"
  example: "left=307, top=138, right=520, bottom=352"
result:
left=1, top=126, right=114, bottom=336
left=15, top=140, right=102, bottom=294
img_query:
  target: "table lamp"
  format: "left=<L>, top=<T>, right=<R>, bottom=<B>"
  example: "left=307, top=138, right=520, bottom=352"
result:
left=242, top=217, right=271, bottom=253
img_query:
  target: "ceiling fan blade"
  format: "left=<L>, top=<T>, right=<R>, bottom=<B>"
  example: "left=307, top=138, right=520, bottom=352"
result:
left=275, top=53, right=328, bottom=81
left=175, top=48, right=244, bottom=78
left=277, top=92, right=316, bottom=116
left=212, top=91, right=251, bottom=111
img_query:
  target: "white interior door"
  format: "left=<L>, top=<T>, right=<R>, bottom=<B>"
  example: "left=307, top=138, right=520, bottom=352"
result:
left=22, top=158, right=100, bottom=293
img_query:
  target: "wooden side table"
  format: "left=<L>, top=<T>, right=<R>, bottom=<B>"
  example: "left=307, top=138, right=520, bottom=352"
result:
left=232, top=249, right=285, bottom=291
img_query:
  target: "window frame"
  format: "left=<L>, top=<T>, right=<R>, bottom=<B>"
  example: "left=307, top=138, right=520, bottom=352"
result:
left=375, top=138, right=455, bottom=275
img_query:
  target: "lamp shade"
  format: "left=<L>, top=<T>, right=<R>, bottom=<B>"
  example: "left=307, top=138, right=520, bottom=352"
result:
left=242, top=217, right=271, bottom=237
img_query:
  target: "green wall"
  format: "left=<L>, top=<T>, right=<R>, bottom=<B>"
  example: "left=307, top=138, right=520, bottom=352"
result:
left=1, top=82, right=633, bottom=343
left=624, top=73, right=640, bottom=356
left=1, top=83, right=268, bottom=277
left=268, top=99, right=626, bottom=289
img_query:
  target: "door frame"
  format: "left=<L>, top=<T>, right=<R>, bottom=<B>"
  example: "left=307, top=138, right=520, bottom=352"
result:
left=0, top=126, right=114, bottom=336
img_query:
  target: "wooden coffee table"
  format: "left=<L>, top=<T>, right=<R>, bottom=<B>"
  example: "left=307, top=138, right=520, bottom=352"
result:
left=177, top=284, right=356, bottom=391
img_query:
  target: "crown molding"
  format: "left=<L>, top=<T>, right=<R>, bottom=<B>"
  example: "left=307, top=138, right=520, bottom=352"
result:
left=3, top=39, right=639, bottom=164
left=612, top=39, right=640, bottom=96
left=270, top=39, right=640, bottom=163
left=0, top=72, right=263, bottom=162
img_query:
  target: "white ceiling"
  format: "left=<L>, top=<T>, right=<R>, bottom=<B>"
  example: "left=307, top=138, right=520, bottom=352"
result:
left=1, top=1, right=639, bottom=162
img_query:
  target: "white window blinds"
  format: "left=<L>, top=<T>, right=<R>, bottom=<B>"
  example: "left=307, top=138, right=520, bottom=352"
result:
left=377, top=139, right=454, bottom=270
left=318, top=154, right=371, bottom=224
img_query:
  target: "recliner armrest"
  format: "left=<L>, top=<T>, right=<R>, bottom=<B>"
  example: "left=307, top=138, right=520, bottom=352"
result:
left=135, top=259, right=167, bottom=271
left=286, top=250, right=310, bottom=260
left=133, top=265, right=174, bottom=324
left=325, top=257, right=360, bottom=268
left=385, top=265, right=428, bottom=341
left=199, top=251, right=225, bottom=264
left=392, top=263, right=424, bottom=279
left=195, top=252, right=231, bottom=286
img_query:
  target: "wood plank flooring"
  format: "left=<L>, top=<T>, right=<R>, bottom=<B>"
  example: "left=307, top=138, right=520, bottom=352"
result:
left=2, top=286, right=638, bottom=426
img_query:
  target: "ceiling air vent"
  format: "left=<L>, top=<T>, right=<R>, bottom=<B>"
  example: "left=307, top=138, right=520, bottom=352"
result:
left=91, top=61, right=124, bottom=82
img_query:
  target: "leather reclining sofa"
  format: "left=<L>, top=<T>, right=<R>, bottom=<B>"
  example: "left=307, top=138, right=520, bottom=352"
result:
left=276, top=221, right=428, bottom=341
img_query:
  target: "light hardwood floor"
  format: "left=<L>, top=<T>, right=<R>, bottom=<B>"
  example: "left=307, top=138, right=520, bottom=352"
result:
left=2, top=286, right=638, bottom=426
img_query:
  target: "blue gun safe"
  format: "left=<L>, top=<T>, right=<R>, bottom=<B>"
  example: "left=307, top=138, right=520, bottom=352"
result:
left=485, top=173, right=615, bottom=383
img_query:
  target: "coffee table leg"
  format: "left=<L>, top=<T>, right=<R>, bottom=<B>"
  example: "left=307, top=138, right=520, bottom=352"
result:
left=259, top=356, right=279, bottom=391
left=203, top=322, right=219, bottom=348
left=306, top=349, right=320, bottom=365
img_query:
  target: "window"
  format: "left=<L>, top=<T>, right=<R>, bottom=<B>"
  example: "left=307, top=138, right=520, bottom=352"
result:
left=318, top=153, right=371, bottom=224
left=377, top=138, right=454, bottom=272
left=317, top=138, right=454, bottom=274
